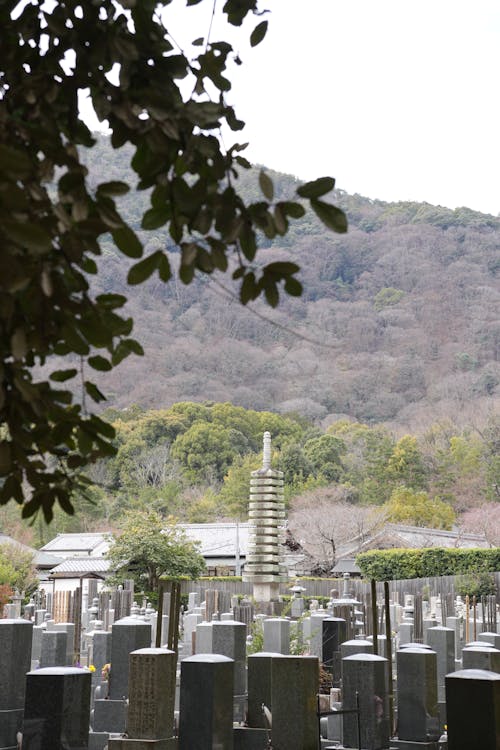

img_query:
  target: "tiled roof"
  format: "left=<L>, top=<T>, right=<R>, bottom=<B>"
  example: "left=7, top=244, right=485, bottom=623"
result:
left=40, top=532, right=110, bottom=554
left=49, top=557, right=111, bottom=576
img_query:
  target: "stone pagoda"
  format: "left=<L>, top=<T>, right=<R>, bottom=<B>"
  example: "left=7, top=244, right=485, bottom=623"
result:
left=242, top=431, right=288, bottom=610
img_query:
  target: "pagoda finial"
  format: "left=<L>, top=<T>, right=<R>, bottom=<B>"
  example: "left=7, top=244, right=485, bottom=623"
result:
left=262, top=431, right=272, bottom=470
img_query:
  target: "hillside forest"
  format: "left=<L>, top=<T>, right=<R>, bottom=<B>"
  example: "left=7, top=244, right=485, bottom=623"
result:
left=2, top=136, right=499, bottom=553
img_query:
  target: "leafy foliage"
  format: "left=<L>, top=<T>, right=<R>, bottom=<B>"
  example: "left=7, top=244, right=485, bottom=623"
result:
left=383, top=487, right=455, bottom=530
left=0, top=543, right=38, bottom=594
left=356, top=547, right=500, bottom=581
left=106, top=510, right=205, bottom=592
left=0, top=0, right=346, bottom=520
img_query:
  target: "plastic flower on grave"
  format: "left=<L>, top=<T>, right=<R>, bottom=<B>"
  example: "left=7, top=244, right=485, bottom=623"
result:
left=87, top=665, right=96, bottom=673
left=102, top=663, right=111, bottom=681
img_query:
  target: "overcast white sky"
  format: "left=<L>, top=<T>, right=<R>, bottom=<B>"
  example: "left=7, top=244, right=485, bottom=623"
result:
left=85, top=0, right=500, bottom=215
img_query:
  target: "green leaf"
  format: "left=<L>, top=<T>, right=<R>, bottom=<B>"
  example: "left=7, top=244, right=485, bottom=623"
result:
left=240, top=272, right=256, bottom=304
left=112, top=226, right=143, bottom=258
left=127, top=251, right=162, bottom=285
left=310, top=199, right=348, bottom=233
left=97, top=181, right=130, bottom=197
left=112, top=338, right=144, bottom=366
left=297, top=177, right=336, bottom=199
left=3, top=221, right=52, bottom=252
left=250, top=20, right=268, bottom=47
left=50, top=369, right=78, bottom=382
left=264, top=282, right=279, bottom=308
left=259, top=170, right=274, bottom=201
left=95, top=294, right=128, bottom=309
left=280, top=201, right=306, bottom=219
left=264, top=261, right=300, bottom=276
left=284, top=277, right=303, bottom=297
left=88, top=355, right=113, bottom=372
left=0, top=442, right=12, bottom=475
left=142, top=206, right=170, bottom=230
left=84, top=382, right=107, bottom=403
left=0, top=144, right=32, bottom=179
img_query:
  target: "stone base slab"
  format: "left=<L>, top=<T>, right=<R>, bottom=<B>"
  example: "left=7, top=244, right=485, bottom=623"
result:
left=107, top=739, right=178, bottom=749
left=233, top=727, right=268, bottom=749
left=391, top=740, right=439, bottom=749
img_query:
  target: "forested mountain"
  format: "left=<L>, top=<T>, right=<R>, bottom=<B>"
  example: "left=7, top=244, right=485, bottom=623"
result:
left=79, top=135, right=499, bottom=433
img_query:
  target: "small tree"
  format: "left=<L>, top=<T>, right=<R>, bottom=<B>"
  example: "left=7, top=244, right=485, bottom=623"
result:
left=0, top=543, right=38, bottom=595
left=106, top=510, right=204, bottom=593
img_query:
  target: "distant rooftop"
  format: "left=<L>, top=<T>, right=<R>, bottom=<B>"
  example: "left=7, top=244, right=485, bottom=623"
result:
left=49, top=557, right=111, bottom=577
left=40, top=532, right=110, bottom=557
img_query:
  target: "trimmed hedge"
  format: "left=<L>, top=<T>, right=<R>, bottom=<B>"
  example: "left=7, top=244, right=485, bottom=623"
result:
left=356, top=547, right=500, bottom=581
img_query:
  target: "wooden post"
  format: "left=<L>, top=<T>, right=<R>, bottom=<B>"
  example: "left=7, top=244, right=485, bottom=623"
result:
left=465, top=595, right=470, bottom=643
left=473, top=596, right=477, bottom=641
left=371, top=579, right=378, bottom=655
left=384, top=581, right=394, bottom=737
left=155, top=579, right=164, bottom=648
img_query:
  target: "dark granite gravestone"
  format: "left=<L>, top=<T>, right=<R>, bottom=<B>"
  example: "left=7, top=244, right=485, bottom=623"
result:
left=446, top=669, right=500, bottom=750
left=322, top=617, right=347, bottom=685
left=0, top=619, right=32, bottom=750
left=269, top=655, right=319, bottom=750
left=22, top=667, right=91, bottom=750
left=395, top=647, right=440, bottom=744
left=247, top=652, right=284, bottom=728
left=342, top=653, right=390, bottom=750
left=179, top=654, right=234, bottom=750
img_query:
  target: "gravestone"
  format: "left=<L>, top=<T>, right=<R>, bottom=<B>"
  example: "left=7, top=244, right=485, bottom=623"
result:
left=446, top=669, right=500, bottom=750
left=462, top=645, right=500, bottom=673
left=22, top=667, right=91, bottom=750
left=397, top=621, right=414, bottom=646
left=40, top=630, right=67, bottom=668
left=47, top=621, right=75, bottom=665
left=269, top=655, right=319, bottom=750
left=394, top=646, right=440, bottom=745
left=426, top=626, right=455, bottom=702
left=342, top=653, right=390, bottom=750
left=179, top=654, right=234, bottom=750
left=340, top=638, right=373, bottom=678
left=246, top=652, right=284, bottom=728
left=322, top=617, right=347, bottom=685
left=0, top=619, right=33, bottom=750
left=195, top=621, right=213, bottom=653
left=212, top=620, right=247, bottom=695
left=107, top=648, right=177, bottom=749
left=92, top=616, right=151, bottom=735
left=263, top=617, right=290, bottom=655
left=478, top=631, right=500, bottom=650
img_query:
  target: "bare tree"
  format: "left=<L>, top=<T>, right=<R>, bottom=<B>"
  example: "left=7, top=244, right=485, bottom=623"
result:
left=458, top=504, right=500, bottom=547
left=287, top=486, right=387, bottom=573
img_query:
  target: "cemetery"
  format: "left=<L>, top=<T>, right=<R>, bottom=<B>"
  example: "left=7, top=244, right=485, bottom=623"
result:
left=1, top=433, right=500, bottom=750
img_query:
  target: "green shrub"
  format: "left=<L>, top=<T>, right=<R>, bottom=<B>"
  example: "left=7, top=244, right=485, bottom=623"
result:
left=356, top=547, right=500, bottom=581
